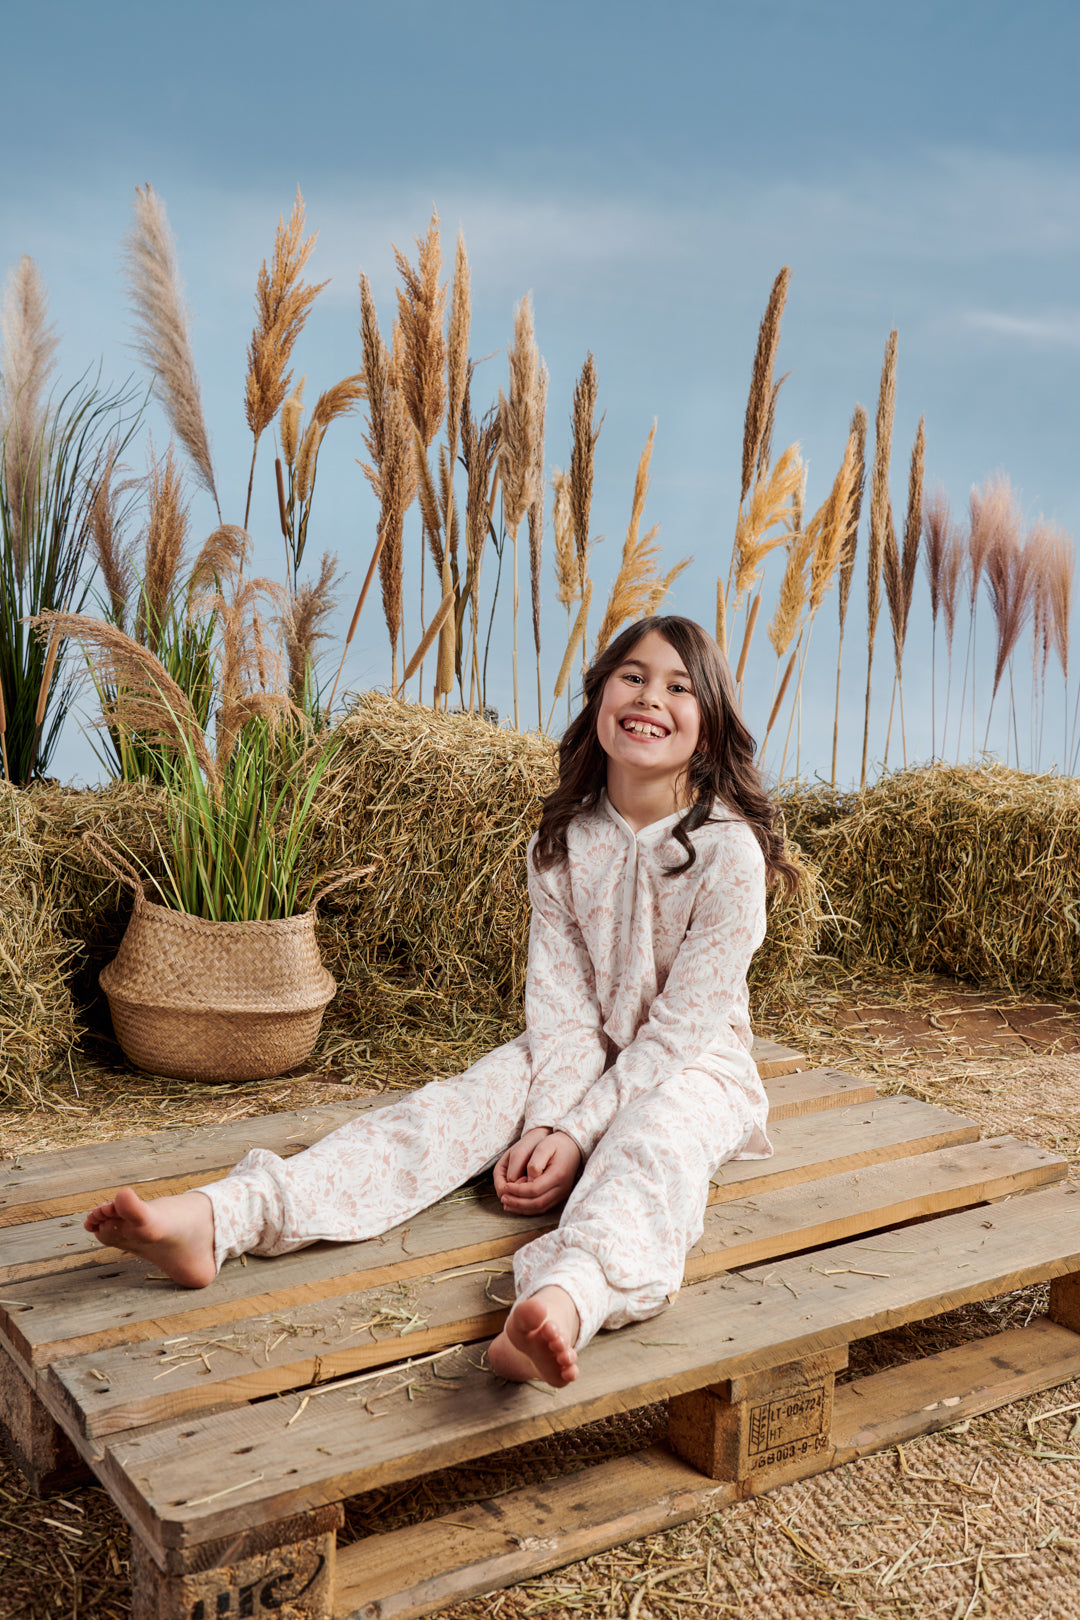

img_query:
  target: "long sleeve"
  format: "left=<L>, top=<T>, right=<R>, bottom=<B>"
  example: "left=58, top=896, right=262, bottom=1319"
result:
left=520, top=842, right=611, bottom=1132
left=554, top=827, right=765, bottom=1158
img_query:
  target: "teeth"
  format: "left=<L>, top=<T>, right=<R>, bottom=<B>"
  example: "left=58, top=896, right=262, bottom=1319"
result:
left=622, top=718, right=667, bottom=738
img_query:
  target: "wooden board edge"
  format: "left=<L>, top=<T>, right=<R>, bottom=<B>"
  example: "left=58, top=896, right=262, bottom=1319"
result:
left=332, top=1315, right=1080, bottom=1619
left=333, top=1444, right=733, bottom=1620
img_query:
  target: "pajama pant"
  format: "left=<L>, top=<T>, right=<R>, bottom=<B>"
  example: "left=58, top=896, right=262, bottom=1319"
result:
left=201, top=1036, right=764, bottom=1350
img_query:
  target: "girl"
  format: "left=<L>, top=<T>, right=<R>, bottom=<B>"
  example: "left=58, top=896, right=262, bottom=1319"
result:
left=86, top=616, right=797, bottom=1389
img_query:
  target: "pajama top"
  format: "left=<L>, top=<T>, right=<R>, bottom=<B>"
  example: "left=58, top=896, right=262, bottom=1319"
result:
left=520, top=793, right=773, bottom=1161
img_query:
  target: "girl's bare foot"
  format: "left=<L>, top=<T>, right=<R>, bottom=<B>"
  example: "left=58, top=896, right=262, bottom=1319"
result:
left=488, top=1286, right=580, bottom=1388
left=83, top=1187, right=217, bottom=1288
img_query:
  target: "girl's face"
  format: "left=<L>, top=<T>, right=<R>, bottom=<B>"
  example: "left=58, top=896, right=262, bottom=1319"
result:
left=596, top=630, right=701, bottom=795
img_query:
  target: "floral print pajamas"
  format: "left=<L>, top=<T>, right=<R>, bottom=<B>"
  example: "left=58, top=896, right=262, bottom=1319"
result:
left=203, top=796, right=772, bottom=1349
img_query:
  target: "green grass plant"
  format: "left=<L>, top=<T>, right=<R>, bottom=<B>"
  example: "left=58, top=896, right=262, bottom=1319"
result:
left=151, top=714, right=343, bottom=921
left=0, top=375, right=139, bottom=783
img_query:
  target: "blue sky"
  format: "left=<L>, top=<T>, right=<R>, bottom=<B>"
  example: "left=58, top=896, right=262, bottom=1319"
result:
left=3, top=0, right=1078, bottom=784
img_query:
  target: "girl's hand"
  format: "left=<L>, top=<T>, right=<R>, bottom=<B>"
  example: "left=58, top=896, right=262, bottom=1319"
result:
left=495, top=1128, right=582, bottom=1214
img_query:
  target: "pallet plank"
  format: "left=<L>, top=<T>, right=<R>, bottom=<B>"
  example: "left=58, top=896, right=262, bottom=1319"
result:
left=94, top=1182, right=1080, bottom=1551
left=0, top=1097, right=395, bottom=1228
left=330, top=1317, right=1080, bottom=1620
left=0, top=1042, right=810, bottom=1229
left=15, top=1125, right=1037, bottom=1381
left=0, top=1067, right=872, bottom=1292
left=690, top=1135, right=1065, bottom=1280
left=1, top=1090, right=957, bottom=1294
left=709, top=1094, right=977, bottom=1200
left=43, top=1134, right=1060, bottom=1438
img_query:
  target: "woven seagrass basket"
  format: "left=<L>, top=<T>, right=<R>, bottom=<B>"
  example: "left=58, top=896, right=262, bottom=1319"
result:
left=86, top=836, right=369, bottom=1082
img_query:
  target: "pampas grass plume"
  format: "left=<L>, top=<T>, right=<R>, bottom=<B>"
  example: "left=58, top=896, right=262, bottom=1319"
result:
left=0, top=255, right=59, bottom=569
left=125, top=189, right=219, bottom=517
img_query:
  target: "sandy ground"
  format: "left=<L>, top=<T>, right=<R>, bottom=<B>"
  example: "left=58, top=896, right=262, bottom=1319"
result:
left=3, top=962, right=1080, bottom=1619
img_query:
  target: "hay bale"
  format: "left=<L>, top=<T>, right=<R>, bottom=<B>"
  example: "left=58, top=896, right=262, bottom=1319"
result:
left=306, top=695, right=558, bottom=1072
left=0, top=787, right=80, bottom=1100
left=3, top=696, right=822, bottom=1089
left=308, top=693, right=822, bottom=1067
left=12, top=781, right=167, bottom=1022
left=789, top=763, right=1080, bottom=992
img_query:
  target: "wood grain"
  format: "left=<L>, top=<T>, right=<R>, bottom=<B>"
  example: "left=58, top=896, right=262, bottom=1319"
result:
left=329, top=1317, right=1080, bottom=1620
left=94, top=1182, right=1080, bottom=1551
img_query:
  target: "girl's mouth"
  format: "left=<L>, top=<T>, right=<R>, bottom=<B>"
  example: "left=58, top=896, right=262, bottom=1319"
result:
left=620, top=716, right=669, bottom=739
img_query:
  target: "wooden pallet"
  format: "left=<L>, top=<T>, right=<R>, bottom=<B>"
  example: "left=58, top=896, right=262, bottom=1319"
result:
left=3, top=1040, right=1080, bottom=1620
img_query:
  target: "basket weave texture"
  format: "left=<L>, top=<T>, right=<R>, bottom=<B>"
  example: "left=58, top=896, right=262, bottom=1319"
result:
left=100, top=891, right=337, bottom=1082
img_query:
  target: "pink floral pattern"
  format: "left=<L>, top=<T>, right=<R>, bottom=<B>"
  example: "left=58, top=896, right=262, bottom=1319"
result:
left=203, top=795, right=772, bottom=1349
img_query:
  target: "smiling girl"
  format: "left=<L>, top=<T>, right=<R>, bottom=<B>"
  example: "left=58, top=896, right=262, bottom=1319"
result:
left=86, top=616, right=797, bottom=1388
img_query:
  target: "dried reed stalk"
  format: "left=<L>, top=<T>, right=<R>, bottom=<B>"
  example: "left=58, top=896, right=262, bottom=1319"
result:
left=961, top=476, right=1020, bottom=758
left=137, top=442, right=189, bottom=655
left=1043, top=523, right=1073, bottom=683
left=837, top=405, right=867, bottom=632
left=446, top=231, right=471, bottom=462
left=432, top=556, right=455, bottom=706
left=402, top=587, right=455, bottom=687
left=0, top=255, right=59, bottom=571
left=595, top=423, right=690, bottom=652
left=0, top=673, right=7, bottom=782
left=414, top=426, right=446, bottom=573
left=280, top=376, right=305, bottom=467
left=394, top=211, right=447, bottom=697
left=830, top=403, right=866, bottom=785
left=528, top=363, right=549, bottom=726
left=124, top=192, right=219, bottom=518
left=1037, top=523, right=1073, bottom=765
left=767, top=522, right=813, bottom=658
left=569, top=354, right=600, bottom=633
left=732, top=444, right=803, bottom=608
left=282, top=552, right=339, bottom=703
left=325, top=523, right=395, bottom=716
left=546, top=579, right=593, bottom=732
left=778, top=434, right=856, bottom=782
left=189, top=524, right=249, bottom=591
left=715, top=578, right=727, bottom=654
left=244, top=189, right=326, bottom=527
left=551, top=467, right=577, bottom=618
left=34, top=611, right=219, bottom=784
left=460, top=386, right=500, bottom=709
left=33, top=626, right=60, bottom=731
left=806, top=435, right=858, bottom=620
left=756, top=372, right=789, bottom=486
left=881, top=415, right=924, bottom=765
left=734, top=593, right=760, bottom=684
left=294, top=418, right=323, bottom=507
left=359, top=305, right=416, bottom=692
left=189, top=562, right=289, bottom=766
left=982, top=489, right=1035, bottom=750
left=499, top=295, right=545, bottom=728
left=860, top=329, right=897, bottom=788
left=359, top=277, right=387, bottom=467
left=429, top=230, right=472, bottom=710
left=761, top=645, right=797, bottom=753
left=922, top=486, right=962, bottom=756
left=394, top=209, right=447, bottom=451
left=739, top=267, right=791, bottom=505
left=89, top=445, right=134, bottom=630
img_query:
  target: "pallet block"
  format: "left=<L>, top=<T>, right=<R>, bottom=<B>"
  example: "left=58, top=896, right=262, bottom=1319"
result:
left=3, top=1044, right=1080, bottom=1620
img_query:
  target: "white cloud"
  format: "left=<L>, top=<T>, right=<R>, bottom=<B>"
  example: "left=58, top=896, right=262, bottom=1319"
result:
left=963, top=308, right=1080, bottom=347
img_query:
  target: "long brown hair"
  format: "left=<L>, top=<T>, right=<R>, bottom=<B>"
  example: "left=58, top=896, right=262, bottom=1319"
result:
left=534, top=615, right=798, bottom=890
